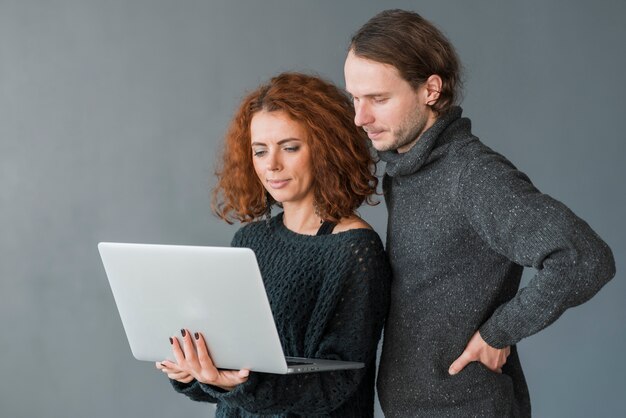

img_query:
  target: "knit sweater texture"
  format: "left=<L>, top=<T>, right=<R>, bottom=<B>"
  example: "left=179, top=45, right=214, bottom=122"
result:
left=171, top=213, right=391, bottom=417
left=376, top=107, right=615, bottom=417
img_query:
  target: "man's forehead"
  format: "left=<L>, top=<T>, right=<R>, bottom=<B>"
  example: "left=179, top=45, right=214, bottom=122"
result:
left=344, top=53, right=404, bottom=95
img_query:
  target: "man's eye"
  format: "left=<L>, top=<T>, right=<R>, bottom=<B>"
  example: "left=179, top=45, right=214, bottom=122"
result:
left=373, top=97, right=388, bottom=104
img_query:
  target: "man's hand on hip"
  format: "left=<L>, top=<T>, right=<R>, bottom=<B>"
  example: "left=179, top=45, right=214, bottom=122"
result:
left=448, top=330, right=510, bottom=375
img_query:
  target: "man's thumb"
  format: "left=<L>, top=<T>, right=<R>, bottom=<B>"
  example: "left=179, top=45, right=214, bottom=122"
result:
left=448, top=354, right=470, bottom=375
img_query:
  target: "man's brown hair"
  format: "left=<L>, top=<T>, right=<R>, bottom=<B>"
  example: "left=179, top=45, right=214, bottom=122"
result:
left=350, top=9, right=462, bottom=115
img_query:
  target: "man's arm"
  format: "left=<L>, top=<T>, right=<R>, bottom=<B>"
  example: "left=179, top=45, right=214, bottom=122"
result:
left=456, top=150, right=614, bottom=349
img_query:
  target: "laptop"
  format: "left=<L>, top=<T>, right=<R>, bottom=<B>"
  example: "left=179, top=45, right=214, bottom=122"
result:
left=98, top=242, right=364, bottom=374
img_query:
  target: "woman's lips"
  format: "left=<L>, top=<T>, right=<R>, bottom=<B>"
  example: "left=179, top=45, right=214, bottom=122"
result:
left=267, top=179, right=290, bottom=189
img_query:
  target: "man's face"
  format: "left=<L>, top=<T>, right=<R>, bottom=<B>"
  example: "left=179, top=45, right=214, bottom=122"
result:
left=344, top=50, right=435, bottom=153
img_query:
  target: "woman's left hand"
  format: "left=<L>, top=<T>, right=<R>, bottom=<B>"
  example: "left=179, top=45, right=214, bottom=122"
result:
left=157, top=329, right=250, bottom=391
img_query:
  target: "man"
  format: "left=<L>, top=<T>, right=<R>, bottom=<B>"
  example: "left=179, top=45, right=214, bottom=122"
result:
left=344, top=9, right=615, bottom=417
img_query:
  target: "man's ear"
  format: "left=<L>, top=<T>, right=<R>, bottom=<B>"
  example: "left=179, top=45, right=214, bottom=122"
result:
left=424, top=74, right=442, bottom=105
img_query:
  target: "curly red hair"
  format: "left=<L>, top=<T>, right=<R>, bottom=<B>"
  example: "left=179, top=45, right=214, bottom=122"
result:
left=212, top=72, right=378, bottom=224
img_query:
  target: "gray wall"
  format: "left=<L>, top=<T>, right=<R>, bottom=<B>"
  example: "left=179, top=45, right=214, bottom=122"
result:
left=1, top=1, right=624, bottom=417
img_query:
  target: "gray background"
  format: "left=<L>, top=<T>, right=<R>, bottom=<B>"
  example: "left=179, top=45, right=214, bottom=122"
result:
left=1, top=1, right=624, bottom=417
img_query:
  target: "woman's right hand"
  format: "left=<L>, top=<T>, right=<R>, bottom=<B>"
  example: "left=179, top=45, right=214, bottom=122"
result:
left=156, top=361, right=194, bottom=384
left=156, top=329, right=250, bottom=390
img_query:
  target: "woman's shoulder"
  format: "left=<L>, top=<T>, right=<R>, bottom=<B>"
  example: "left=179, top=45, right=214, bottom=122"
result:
left=332, top=216, right=373, bottom=234
left=231, top=218, right=272, bottom=246
left=330, top=216, right=386, bottom=255
left=330, top=218, right=391, bottom=285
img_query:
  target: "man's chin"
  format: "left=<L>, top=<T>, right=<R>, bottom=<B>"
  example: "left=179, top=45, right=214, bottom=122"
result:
left=369, top=138, right=396, bottom=153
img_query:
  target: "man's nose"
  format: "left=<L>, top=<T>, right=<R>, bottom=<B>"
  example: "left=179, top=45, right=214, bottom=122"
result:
left=354, top=101, right=374, bottom=127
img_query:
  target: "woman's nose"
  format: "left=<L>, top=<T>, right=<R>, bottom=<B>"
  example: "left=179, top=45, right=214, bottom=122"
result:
left=266, top=152, right=281, bottom=171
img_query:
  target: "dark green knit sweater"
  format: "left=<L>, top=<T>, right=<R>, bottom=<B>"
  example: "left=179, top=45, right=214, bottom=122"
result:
left=171, top=213, right=391, bottom=417
left=376, top=107, right=615, bottom=417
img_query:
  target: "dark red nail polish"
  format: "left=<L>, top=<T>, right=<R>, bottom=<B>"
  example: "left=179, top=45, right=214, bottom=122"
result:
left=194, top=332, right=199, bottom=340
left=181, top=329, right=186, bottom=337
left=169, top=337, right=173, bottom=344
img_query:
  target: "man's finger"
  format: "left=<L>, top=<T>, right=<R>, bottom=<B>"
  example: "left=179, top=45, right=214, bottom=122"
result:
left=449, top=352, right=472, bottom=375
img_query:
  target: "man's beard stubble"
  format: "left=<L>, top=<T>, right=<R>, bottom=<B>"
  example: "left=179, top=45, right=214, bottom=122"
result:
left=376, top=109, right=429, bottom=153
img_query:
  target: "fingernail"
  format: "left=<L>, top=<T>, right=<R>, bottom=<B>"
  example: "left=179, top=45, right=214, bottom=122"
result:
left=194, top=332, right=199, bottom=340
left=169, top=337, right=173, bottom=345
left=181, top=329, right=186, bottom=337
left=448, top=367, right=457, bottom=375
left=241, top=370, right=250, bottom=378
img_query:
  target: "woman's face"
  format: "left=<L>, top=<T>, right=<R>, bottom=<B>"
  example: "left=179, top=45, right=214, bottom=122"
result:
left=250, top=110, right=315, bottom=207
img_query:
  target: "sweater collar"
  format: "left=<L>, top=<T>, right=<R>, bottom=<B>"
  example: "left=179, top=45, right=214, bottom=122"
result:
left=378, top=106, right=463, bottom=177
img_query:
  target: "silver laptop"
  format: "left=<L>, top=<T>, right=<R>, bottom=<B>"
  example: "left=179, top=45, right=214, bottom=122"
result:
left=98, top=242, right=364, bottom=374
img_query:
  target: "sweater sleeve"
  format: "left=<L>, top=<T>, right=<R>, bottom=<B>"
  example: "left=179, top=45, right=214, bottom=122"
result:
left=169, top=379, right=219, bottom=403
left=193, top=237, right=391, bottom=414
left=457, top=152, right=615, bottom=348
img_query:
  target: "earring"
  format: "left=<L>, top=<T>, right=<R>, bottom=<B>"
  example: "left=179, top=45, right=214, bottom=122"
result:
left=313, top=199, right=324, bottom=225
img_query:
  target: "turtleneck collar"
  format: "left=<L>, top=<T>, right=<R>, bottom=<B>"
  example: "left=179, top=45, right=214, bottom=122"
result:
left=378, top=106, right=464, bottom=177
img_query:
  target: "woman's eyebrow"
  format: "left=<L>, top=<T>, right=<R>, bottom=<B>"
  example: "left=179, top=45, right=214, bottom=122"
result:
left=251, top=137, right=302, bottom=147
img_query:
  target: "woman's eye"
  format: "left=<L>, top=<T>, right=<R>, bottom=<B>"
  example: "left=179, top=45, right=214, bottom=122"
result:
left=253, top=150, right=266, bottom=157
left=284, top=146, right=300, bottom=152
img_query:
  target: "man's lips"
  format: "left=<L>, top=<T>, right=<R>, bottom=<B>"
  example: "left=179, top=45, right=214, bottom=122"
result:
left=267, top=179, right=290, bottom=189
left=364, top=127, right=384, bottom=140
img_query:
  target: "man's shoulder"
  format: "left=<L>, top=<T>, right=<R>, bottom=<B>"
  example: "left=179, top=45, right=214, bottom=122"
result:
left=449, top=137, right=519, bottom=175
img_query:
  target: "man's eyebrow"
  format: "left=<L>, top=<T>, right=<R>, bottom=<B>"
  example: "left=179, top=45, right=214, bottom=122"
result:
left=350, top=92, right=388, bottom=99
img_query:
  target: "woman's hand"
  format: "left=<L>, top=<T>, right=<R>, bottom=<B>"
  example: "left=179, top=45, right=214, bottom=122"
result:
left=448, top=330, right=510, bottom=375
left=155, top=360, right=194, bottom=384
left=156, top=329, right=250, bottom=391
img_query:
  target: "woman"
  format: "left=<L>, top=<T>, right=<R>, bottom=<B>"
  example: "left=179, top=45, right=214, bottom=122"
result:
left=156, top=72, right=391, bottom=417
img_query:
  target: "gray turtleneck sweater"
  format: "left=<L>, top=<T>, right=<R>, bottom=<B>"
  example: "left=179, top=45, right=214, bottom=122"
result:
left=376, top=107, right=615, bottom=417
